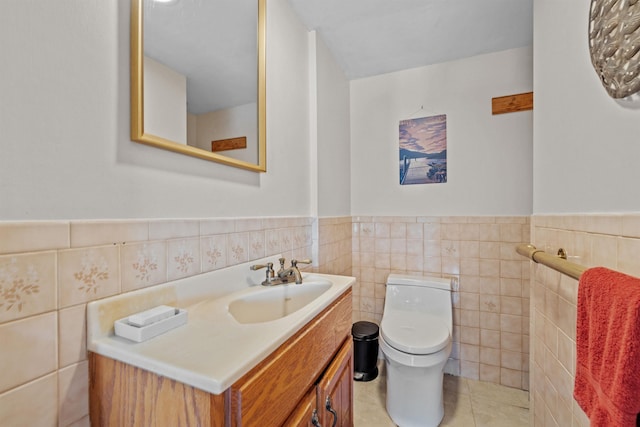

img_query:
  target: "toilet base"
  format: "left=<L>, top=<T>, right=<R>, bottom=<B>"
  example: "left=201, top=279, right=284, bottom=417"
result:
left=380, top=335, right=451, bottom=427
left=384, top=356, right=446, bottom=427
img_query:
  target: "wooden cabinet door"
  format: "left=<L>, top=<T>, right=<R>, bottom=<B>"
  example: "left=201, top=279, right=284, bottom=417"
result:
left=317, top=339, right=354, bottom=427
left=283, top=387, right=320, bottom=427
left=229, top=290, right=352, bottom=427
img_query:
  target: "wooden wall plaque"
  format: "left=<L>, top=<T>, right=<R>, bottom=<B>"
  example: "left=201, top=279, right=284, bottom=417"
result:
left=211, top=136, right=247, bottom=152
left=492, top=92, right=533, bottom=115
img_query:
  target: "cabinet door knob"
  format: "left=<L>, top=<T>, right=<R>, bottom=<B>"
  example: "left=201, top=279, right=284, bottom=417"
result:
left=325, top=396, right=338, bottom=427
left=311, top=409, right=322, bottom=427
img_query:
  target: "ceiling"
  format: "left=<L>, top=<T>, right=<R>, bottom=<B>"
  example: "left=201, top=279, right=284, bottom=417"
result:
left=143, top=0, right=533, bottom=114
left=288, top=0, right=534, bottom=80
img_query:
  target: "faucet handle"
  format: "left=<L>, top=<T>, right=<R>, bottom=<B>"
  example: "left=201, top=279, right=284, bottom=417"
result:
left=291, top=258, right=312, bottom=267
left=250, top=262, right=273, bottom=271
left=276, top=257, right=286, bottom=276
left=251, top=262, right=277, bottom=285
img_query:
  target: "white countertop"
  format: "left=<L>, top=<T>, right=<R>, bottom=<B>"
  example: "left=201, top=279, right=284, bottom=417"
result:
left=87, top=256, right=354, bottom=395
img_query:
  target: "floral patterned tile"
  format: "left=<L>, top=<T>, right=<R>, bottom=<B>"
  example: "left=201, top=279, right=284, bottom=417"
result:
left=360, top=296, right=375, bottom=313
left=120, top=241, right=167, bottom=292
left=201, top=235, right=227, bottom=272
left=292, top=227, right=307, bottom=249
left=265, top=229, right=281, bottom=256
left=0, top=252, right=56, bottom=324
left=248, top=231, right=265, bottom=261
left=167, top=238, right=200, bottom=281
left=360, top=223, right=375, bottom=237
left=279, top=228, right=293, bottom=253
left=58, top=246, right=120, bottom=308
left=227, top=233, right=249, bottom=266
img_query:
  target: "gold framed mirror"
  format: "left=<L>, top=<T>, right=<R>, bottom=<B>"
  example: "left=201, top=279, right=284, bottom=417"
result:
left=131, top=0, right=266, bottom=172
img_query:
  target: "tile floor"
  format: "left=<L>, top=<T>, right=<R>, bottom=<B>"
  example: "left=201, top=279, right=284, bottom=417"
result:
left=354, top=363, right=529, bottom=426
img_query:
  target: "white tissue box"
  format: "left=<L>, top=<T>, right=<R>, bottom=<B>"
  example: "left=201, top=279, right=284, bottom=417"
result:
left=114, top=308, right=188, bottom=343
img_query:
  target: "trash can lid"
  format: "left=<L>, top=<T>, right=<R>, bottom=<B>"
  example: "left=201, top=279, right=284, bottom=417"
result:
left=351, top=321, right=379, bottom=340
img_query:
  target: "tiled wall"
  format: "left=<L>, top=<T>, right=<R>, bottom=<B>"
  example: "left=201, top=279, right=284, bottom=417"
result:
left=0, top=217, right=315, bottom=426
left=0, top=214, right=534, bottom=426
left=529, top=214, right=640, bottom=427
left=351, top=216, right=531, bottom=390
left=314, top=216, right=353, bottom=277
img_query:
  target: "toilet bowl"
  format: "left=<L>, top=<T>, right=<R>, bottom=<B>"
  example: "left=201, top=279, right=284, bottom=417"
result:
left=380, top=274, right=453, bottom=427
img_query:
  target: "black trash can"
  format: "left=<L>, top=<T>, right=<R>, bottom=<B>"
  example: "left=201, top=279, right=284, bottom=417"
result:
left=351, top=321, right=379, bottom=381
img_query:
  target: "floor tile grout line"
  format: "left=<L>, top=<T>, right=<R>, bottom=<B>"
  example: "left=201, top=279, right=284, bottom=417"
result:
left=465, top=377, right=479, bottom=427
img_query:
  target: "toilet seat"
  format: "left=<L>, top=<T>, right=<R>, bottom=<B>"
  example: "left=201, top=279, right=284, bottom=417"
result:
left=381, top=311, right=450, bottom=355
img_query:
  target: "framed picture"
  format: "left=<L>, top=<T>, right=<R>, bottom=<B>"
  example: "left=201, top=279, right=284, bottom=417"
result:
left=399, top=114, right=447, bottom=185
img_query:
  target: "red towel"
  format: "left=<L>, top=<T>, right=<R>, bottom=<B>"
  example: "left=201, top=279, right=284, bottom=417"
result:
left=574, top=266, right=640, bottom=426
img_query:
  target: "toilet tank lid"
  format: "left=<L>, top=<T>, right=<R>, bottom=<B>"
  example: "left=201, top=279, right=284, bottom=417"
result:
left=386, top=274, right=452, bottom=291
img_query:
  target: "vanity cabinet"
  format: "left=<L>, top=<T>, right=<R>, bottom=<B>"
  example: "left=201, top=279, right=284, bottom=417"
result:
left=89, top=289, right=353, bottom=427
left=284, top=338, right=353, bottom=427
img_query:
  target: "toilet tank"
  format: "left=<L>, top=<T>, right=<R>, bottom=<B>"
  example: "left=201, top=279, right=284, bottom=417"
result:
left=385, top=274, right=453, bottom=330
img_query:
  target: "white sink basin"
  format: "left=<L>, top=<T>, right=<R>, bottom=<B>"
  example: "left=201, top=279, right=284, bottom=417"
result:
left=228, top=281, right=332, bottom=324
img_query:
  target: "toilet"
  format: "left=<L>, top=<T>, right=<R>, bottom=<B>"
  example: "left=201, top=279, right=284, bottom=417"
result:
left=379, top=274, right=453, bottom=427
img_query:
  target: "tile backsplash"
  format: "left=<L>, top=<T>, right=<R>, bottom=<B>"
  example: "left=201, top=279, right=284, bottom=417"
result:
left=351, top=216, right=531, bottom=390
left=0, top=217, right=316, bottom=426
left=529, top=214, right=640, bottom=427
left=0, top=214, right=543, bottom=426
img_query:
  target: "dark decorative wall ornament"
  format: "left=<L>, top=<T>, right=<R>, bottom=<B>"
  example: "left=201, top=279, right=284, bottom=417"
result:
left=589, top=0, right=640, bottom=101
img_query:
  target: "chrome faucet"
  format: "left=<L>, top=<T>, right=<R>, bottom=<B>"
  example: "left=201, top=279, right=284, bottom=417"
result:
left=278, top=259, right=312, bottom=284
left=251, top=258, right=312, bottom=285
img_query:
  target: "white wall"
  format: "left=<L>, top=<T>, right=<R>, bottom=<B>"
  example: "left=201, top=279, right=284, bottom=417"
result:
left=0, top=0, right=311, bottom=220
left=350, top=47, right=534, bottom=216
left=311, top=33, right=351, bottom=217
left=144, top=56, right=187, bottom=145
left=533, top=0, right=640, bottom=214
left=187, top=112, right=197, bottom=146
left=192, top=102, right=258, bottom=164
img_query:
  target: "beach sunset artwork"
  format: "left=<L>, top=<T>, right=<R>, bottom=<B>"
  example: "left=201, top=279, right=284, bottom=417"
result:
left=399, top=114, right=447, bottom=185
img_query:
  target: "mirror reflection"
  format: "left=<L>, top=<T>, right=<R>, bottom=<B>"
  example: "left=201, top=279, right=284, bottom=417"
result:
left=131, top=0, right=266, bottom=172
